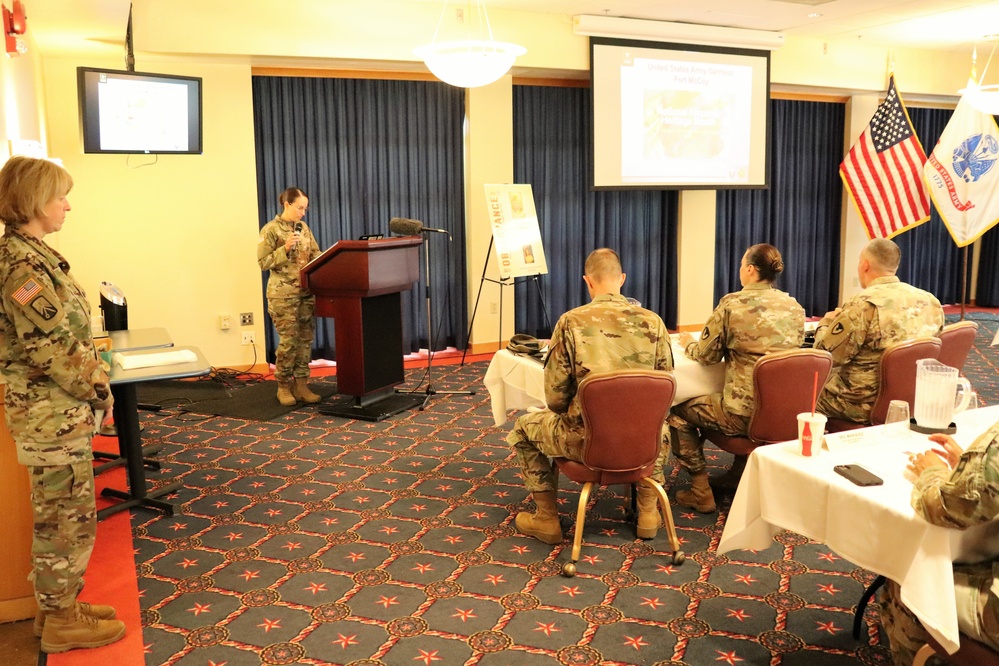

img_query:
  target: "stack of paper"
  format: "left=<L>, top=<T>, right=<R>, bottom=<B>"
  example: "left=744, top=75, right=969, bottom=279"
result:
left=114, top=349, right=198, bottom=370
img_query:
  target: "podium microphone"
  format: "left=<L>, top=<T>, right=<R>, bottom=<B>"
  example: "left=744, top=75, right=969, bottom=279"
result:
left=389, top=217, right=449, bottom=235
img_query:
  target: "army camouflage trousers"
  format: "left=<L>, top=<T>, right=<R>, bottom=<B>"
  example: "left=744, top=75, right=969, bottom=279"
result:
left=268, top=295, right=316, bottom=383
left=507, top=409, right=670, bottom=493
left=880, top=571, right=999, bottom=665
left=816, top=390, right=871, bottom=425
left=668, top=393, right=749, bottom=476
left=28, top=461, right=97, bottom=612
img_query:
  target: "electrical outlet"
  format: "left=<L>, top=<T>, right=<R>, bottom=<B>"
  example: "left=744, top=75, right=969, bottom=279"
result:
left=455, top=7, right=463, bottom=23
left=219, top=313, right=231, bottom=330
left=240, top=312, right=254, bottom=326
left=241, top=331, right=255, bottom=345
left=489, top=302, right=498, bottom=315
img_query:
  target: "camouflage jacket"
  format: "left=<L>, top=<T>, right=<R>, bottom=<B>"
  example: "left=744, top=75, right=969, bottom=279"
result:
left=545, top=293, right=673, bottom=432
left=257, top=215, right=321, bottom=299
left=0, top=227, right=105, bottom=464
left=912, top=421, right=999, bottom=531
left=815, top=276, right=944, bottom=418
left=684, top=283, right=805, bottom=417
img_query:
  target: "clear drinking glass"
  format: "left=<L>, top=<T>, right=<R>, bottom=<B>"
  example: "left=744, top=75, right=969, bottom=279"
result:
left=884, top=399, right=910, bottom=440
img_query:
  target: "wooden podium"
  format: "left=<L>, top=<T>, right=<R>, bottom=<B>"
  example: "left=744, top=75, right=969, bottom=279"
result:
left=301, top=236, right=425, bottom=421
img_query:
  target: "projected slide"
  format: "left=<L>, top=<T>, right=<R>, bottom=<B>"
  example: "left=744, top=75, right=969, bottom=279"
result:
left=591, top=40, right=770, bottom=189
left=622, top=58, right=751, bottom=183
left=98, top=78, right=190, bottom=152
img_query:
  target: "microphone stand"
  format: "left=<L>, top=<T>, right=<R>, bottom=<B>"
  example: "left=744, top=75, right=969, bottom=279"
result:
left=396, top=229, right=475, bottom=409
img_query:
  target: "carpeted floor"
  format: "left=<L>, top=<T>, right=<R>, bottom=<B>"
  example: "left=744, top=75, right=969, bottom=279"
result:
left=136, top=378, right=339, bottom=421
left=41, top=323, right=997, bottom=665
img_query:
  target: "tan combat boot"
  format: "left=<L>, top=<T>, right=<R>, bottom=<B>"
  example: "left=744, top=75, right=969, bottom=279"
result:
left=276, top=382, right=297, bottom=407
left=40, top=605, right=126, bottom=653
left=676, top=472, right=717, bottom=513
left=34, top=601, right=118, bottom=638
left=292, top=378, right=322, bottom=404
left=515, top=490, right=563, bottom=544
left=635, top=485, right=662, bottom=539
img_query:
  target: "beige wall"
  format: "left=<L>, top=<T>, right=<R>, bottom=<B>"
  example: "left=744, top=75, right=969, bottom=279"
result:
left=0, top=6, right=987, bottom=368
left=40, top=57, right=264, bottom=367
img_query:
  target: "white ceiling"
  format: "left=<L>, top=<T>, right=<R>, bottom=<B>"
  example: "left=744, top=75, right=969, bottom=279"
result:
left=18, top=0, right=999, bottom=57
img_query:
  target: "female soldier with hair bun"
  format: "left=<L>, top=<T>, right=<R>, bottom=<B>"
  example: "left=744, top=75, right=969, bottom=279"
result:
left=257, top=187, right=322, bottom=406
left=668, top=244, right=805, bottom=513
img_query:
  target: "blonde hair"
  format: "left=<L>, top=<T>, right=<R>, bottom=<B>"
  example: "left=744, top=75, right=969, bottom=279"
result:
left=0, top=156, right=73, bottom=226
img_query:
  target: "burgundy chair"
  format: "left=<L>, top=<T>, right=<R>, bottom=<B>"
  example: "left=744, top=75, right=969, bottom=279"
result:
left=937, top=320, right=979, bottom=370
left=552, top=369, right=683, bottom=577
left=912, top=630, right=999, bottom=665
left=826, top=337, right=942, bottom=433
left=702, top=348, right=833, bottom=480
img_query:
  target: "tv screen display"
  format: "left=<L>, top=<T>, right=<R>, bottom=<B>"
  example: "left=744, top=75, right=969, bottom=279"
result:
left=77, top=67, right=203, bottom=155
left=590, top=38, right=770, bottom=190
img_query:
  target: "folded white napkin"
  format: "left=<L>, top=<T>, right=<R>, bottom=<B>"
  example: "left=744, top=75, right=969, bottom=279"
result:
left=114, top=349, right=198, bottom=370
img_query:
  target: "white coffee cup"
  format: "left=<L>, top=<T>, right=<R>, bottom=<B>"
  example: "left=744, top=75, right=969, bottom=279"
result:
left=796, top=412, right=828, bottom=457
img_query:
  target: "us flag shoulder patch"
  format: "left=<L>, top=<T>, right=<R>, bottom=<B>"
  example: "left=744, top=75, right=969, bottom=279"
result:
left=12, top=278, right=42, bottom=305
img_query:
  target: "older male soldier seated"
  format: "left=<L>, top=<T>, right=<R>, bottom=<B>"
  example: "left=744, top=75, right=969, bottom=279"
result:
left=507, top=248, right=674, bottom=544
left=881, top=422, right=999, bottom=665
left=814, top=238, right=944, bottom=424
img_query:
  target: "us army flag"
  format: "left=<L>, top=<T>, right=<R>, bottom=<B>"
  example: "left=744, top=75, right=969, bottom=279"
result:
left=923, top=79, right=999, bottom=247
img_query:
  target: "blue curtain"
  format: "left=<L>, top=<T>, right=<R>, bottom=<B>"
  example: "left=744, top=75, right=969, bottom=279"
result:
left=714, top=99, right=844, bottom=317
left=512, top=85, right=679, bottom=333
left=979, top=228, right=999, bottom=306
left=895, top=106, right=967, bottom=304
left=251, top=77, right=466, bottom=361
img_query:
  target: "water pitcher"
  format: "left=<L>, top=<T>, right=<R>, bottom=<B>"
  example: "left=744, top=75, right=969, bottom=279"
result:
left=913, top=359, right=972, bottom=429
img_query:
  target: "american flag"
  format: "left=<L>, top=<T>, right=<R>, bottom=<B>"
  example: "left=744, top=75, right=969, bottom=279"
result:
left=12, top=278, right=42, bottom=305
left=840, top=76, right=930, bottom=239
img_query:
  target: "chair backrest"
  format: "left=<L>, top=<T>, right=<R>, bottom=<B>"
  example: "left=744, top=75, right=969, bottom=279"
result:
left=870, top=337, right=942, bottom=425
left=937, top=320, right=979, bottom=370
left=578, top=369, right=676, bottom=473
left=747, top=348, right=834, bottom=444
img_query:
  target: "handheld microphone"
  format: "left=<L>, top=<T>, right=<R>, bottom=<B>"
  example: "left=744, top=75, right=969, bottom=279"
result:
left=295, top=222, right=303, bottom=234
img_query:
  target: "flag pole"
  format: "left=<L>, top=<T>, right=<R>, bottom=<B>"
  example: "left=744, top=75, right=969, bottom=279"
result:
left=961, top=246, right=968, bottom=321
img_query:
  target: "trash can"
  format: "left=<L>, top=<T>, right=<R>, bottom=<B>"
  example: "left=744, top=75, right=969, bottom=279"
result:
left=99, top=282, right=128, bottom=332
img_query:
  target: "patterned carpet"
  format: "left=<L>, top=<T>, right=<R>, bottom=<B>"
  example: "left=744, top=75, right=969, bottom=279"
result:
left=118, top=359, right=908, bottom=666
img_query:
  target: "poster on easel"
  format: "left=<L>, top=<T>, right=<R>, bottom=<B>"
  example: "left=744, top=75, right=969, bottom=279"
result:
left=484, top=184, right=548, bottom=280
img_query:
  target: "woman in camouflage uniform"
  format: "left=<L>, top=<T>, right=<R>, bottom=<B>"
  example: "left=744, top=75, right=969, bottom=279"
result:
left=669, top=244, right=805, bottom=513
left=257, top=187, right=322, bottom=406
left=0, top=156, right=125, bottom=652
left=881, top=422, right=999, bottom=664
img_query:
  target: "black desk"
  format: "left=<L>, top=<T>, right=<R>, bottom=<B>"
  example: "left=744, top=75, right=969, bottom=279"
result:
left=98, top=346, right=211, bottom=521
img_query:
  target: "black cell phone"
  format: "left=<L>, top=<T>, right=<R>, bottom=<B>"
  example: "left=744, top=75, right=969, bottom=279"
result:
left=834, top=464, right=883, bottom=487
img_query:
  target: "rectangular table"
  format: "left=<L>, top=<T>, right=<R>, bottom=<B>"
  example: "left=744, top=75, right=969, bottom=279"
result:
left=718, top=404, right=999, bottom=655
left=98, top=345, right=211, bottom=520
left=483, top=337, right=726, bottom=426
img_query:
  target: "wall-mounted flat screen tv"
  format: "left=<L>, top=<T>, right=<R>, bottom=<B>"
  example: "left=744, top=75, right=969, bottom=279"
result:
left=590, top=38, right=770, bottom=190
left=77, top=67, right=203, bottom=155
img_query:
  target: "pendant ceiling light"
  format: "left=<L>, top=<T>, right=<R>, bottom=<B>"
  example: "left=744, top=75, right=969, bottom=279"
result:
left=414, top=0, right=526, bottom=88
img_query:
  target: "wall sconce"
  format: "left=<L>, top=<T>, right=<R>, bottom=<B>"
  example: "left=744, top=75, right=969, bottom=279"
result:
left=3, top=0, right=27, bottom=57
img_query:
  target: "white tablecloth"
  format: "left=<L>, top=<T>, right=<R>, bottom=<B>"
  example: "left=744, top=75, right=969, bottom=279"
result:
left=483, top=337, right=726, bottom=427
left=718, top=404, right=999, bottom=655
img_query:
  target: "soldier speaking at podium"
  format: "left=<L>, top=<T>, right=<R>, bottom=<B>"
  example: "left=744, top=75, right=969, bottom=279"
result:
left=257, top=187, right=322, bottom=406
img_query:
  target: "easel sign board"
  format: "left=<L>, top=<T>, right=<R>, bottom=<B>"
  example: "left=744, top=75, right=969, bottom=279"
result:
left=484, top=184, right=548, bottom=280
left=993, top=327, right=999, bottom=347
